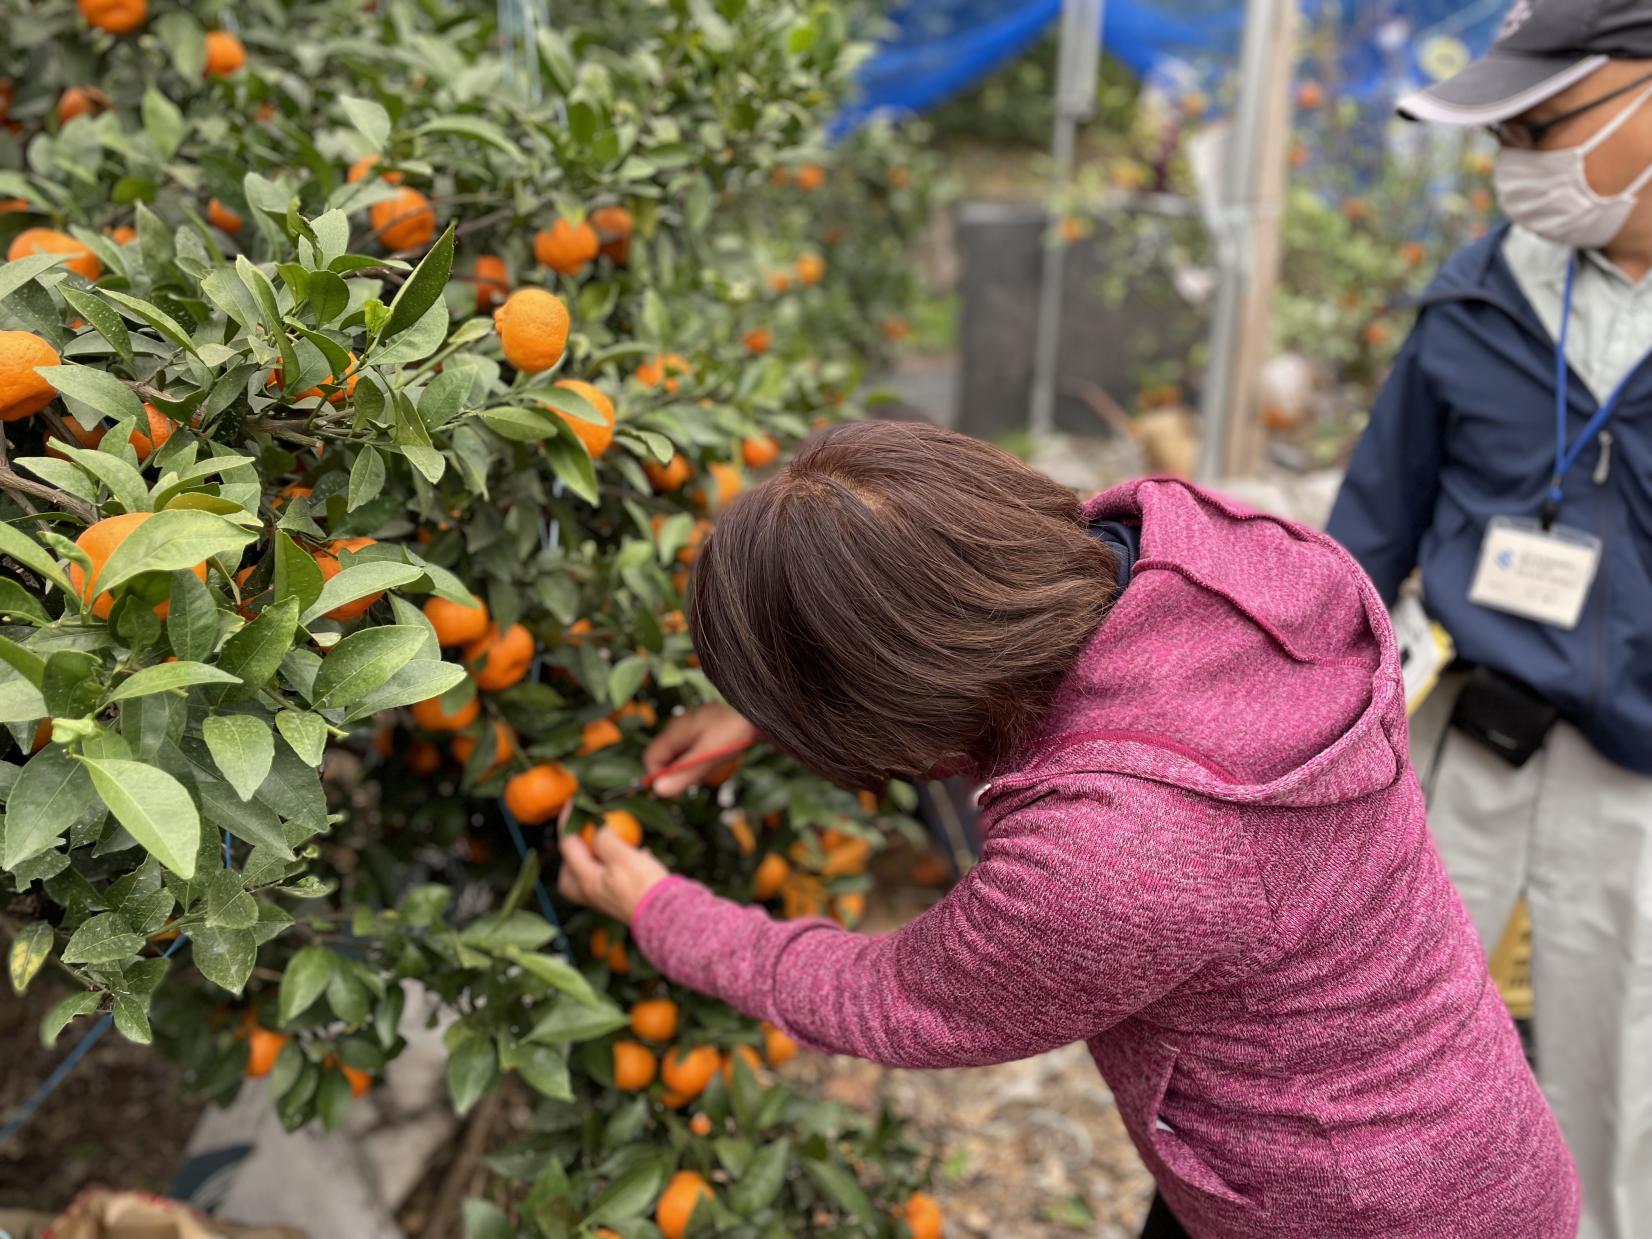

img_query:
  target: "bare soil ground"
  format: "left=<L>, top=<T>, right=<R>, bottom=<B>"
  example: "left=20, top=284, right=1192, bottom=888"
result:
left=0, top=979, right=203, bottom=1211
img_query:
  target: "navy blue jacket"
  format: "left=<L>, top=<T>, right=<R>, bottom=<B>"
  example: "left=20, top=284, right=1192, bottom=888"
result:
left=1328, top=225, right=1652, bottom=774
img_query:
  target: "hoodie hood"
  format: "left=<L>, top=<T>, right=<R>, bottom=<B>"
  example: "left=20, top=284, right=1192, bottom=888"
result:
left=985, top=480, right=1407, bottom=811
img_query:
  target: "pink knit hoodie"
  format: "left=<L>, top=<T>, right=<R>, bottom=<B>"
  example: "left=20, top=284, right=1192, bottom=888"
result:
left=635, top=479, right=1580, bottom=1239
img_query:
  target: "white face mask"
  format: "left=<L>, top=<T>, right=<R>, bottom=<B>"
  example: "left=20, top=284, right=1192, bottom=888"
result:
left=1495, top=84, right=1652, bottom=250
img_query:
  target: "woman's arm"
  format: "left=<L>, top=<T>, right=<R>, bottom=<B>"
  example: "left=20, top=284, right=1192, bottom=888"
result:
left=565, top=778, right=1270, bottom=1069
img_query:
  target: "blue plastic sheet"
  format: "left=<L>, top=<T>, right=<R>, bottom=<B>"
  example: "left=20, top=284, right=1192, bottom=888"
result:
left=833, top=0, right=1511, bottom=134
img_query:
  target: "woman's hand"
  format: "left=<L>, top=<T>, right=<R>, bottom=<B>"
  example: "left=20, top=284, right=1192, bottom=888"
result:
left=557, top=822, right=671, bottom=924
left=643, top=703, right=761, bottom=798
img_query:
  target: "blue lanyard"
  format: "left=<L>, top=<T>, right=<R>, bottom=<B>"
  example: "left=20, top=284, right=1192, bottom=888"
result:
left=1548, top=256, right=1637, bottom=527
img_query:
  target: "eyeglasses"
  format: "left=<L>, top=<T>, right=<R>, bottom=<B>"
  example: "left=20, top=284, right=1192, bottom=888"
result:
left=1488, top=68, right=1652, bottom=149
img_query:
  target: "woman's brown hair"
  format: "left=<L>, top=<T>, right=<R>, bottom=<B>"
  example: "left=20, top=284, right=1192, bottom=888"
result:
left=686, top=421, right=1119, bottom=788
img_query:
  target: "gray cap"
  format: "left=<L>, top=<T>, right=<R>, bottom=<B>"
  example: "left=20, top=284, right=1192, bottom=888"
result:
left=1397, top=0, right=1652, bottom=126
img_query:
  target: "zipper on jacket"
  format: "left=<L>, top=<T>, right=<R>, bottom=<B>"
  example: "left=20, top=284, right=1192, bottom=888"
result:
left=1585, top=458, right=1619, bottom=732
left=1594, top=430, right=1615, bottom=485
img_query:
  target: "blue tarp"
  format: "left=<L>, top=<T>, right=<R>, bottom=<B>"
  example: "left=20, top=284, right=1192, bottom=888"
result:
left=834, top=0, right=1511, bottom=134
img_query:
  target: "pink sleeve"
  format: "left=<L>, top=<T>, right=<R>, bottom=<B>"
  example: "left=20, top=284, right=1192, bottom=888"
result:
left=632, top=780, right=1270, bottom=1069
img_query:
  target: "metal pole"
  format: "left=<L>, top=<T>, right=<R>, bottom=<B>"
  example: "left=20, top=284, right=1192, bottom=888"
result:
left=1030, top=0, right=1106, bottom=439
left=1197, top=0, right=1293, bottom=481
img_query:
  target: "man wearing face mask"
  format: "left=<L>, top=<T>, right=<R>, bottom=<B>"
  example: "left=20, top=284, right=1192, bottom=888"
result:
left=1328, top=4, right=1652, bottom=1237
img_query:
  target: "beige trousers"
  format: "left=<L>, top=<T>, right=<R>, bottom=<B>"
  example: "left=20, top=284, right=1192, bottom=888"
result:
left=1410, top=675, right=1652, bottom=1239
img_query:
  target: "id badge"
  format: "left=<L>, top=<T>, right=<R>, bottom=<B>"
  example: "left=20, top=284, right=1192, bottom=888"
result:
left=1468, top=516, right=1602, bottom=631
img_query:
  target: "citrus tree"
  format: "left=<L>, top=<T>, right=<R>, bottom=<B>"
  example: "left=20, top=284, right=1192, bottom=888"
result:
left=0, top=1, right=944, bottom=1234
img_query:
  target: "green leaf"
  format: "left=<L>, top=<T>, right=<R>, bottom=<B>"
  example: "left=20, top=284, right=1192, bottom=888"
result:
left=82, top=757, right=201, bottom=879
left=802, top=1159, right=875, bottom=1226
left=714, top=1136, right=753, bottom=1178
left=602, top=1097, right=650, bottom=1151
left=0, top=521, right=74, bottom=597
left=278, top=945, right=337, bottom=1026
left=236, top=255, right=284, bottom=334
left=416, top=369, right=469, bottom=429
left=2, top=745, right=97, bottom=868
left=536, top=28, right=577, bottom=90
left=152, top=453, right=262, bottom=508
left=197, top=780, right=293, bottom=860
left=16, top=456, right=97, bottom=505
left=101, top=289, right=200, bottom=356
left=95, top=511, right=256, bottom=599
left=56, top=443, right=150, bottom=516
left=535, top=384, right=605, bottom=426
left=167, top=569, right=220, bottom=662
left=286, top=321, right=352, bottom=382
left=311, top=625, right=427, bottom=709
left=326, top=964, right=369, bottom=1026
left=458, top=911, right=555, bottom=952
left=506, top=1042, right=572, bottom=1100
left=6, top=280, right=65, bottom=349
left=277, top=264, right=310, bottom=304
left=38, top=363, right=144, bottom=424
left=0, top=633, right=46, bottom=688
left=374, top=295, right=449, bottom=368
left=544, top=432, right=599, bottom=505
left=0, top=254, right=66, bottom=304
left=0, top=675, right=48, bottom=726
left=340, top=95, right=391, bottom=150
left=382, top=223, right=455, bottom=341
left=41, top=991, right=102, bottom=1046
left=416, top=117, right=524, bottom=161
left=311, top=211, right=349, bottom=264
left=585, top=1159, right=670, bottom=1226
left=300, top=562, right=421, bottom=626
left=729, top=1141, right=790, bottom=1217
left=479, top=406, right=562, bottom=442
left=275, top=710, right=327, bottom=768
left=106, top=661, right=240, bottom=703
left=607, top=655, right=648, bottom=708
left=503, top=947, right=603, bottom=1008
left=113, top=993, right=154, bottom=1044
left=309, top=271, right=351, bottom=324
left=525, top=997, right=629, bottom=1045
left=409, top=555, right=474, bottom=607
left=273, top=530, right=325, bottom=613
left=210, top=598, right=299, bottom=704
left=251, top=739, right=327, bottom=836
left=9, top=921, right=54, bottom=993
left=189, top=924, right=257, bottom=994
left=447, top=1034, right=498, bottom=1116
left=347, top=447, right=385, bottom=514
left=154, top=9, right=206, bottom=76
left=62, top=913, right=145, bottom=965
left=0, top=578, right=49, bottom=624
left=42, top=650, right=100, bottom=719
left=461, top=1200, right=512, bottom=1239
left=141, top=86, right=185, bottom=160
left=206, top=870, right=259, bottom=929
left=341, top=657, right=466, bottom=722
left=60, top=288, right=132, bottom=363
left=204, top=714, right=275, bottom=802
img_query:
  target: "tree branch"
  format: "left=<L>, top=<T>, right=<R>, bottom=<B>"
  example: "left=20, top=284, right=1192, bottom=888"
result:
left=0, top=425, right=38, bottom=517
left=0, top=462, right=97, bottom=524
left=241, top=419, right=325, bottom=449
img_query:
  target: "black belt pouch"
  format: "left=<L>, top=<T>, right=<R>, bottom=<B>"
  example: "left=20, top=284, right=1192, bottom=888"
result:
left=1448, top=666, right=1560, bottom=768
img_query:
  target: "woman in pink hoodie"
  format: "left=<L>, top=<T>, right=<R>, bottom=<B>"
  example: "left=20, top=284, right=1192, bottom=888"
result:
left=557, top=421, right=1579, bottom=1239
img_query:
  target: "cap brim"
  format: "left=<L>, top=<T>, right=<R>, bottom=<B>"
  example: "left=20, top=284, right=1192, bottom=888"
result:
left=1397, top=51, right=1609, bottom=125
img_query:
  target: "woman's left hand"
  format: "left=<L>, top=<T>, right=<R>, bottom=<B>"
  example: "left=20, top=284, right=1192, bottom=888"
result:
left=556, top=813, right=671, bottom=924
